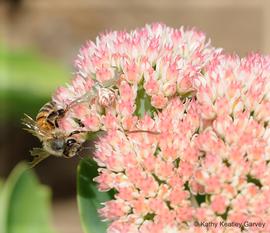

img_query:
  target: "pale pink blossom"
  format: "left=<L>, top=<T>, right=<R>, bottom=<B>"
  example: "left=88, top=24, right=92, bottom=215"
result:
left=42, top=24, right=270, bottom=232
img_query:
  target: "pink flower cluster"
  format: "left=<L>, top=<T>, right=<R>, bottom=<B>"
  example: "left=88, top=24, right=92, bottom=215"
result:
left=52, top=23, right=217, bottom=134
left=52, top=24, right=270, bottom=232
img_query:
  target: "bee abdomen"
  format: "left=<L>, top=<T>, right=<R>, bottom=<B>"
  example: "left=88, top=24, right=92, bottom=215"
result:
left=36, top=116, right=54, bottom=131
left=36, top=101, right=57, bottom=131
left=36, top=102, right=54, bottom=122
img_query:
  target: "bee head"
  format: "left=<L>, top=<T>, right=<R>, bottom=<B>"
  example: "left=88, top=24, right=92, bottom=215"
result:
left=42, top=130, right=85, bottom=158
left=44, top=137, right=65, bottom=156
left=63, top=138, right=82, bottom=158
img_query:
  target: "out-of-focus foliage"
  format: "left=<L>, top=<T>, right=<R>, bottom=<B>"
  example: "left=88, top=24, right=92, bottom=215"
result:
left=77, top=158, right=113, bottom=233
left=0, top=43, right=70, bottom=121
left=0, top=163, right=56, bottom=233
left=0, top=179, right=3, bottom=193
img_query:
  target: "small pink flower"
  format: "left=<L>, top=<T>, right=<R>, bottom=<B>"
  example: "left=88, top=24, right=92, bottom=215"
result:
left=93, top=170, right=114, bottom=191
left=123, top=59, right=142, bottom=84
left=96, top=65, right=115, bottom=84
left=151, top=94, right=168, bottom=109
left=119, top=80, right=137, bottom=102
left=177, top=75, right=194, bottom=94
left=168, top=187, right=189, bottom=206
left=121, top=116, right=138, bottom=131
left=102, top=112, right=119, bottom=130
left=117, top=100, right=135, bottom=116
left=144, top=76, right=159, bottom=96
left=210, top=195, right=227, bottom=214
left=83, top=114, right=101, bottom=131
left=99, top=200, right=130, bottom=220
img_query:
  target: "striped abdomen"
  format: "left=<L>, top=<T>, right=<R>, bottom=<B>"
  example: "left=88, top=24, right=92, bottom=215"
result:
left=36, top=102, right=63, bottom=132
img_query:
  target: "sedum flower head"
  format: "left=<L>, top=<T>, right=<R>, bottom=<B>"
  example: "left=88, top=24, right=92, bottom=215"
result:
left=50, top=24, right=270, bottom=232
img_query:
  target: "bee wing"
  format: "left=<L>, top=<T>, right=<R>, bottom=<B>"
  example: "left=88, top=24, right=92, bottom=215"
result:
left=102, top=67, right=122, bottom=88
left=69, top=91, right=97, bottom=108
left=68, top=73, right=120, bottom=110
left=29, top=148, right=50, bottom=168
left=22, top=114, right=45, bottom=139
left=69, top=70, right=121, bottom=108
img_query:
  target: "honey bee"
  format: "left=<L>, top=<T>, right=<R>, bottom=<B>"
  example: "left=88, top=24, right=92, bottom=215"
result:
left=22, top=101, right=86, bottom=167
left=22, top=74, right=121, bottom=167
left=22, top=70, right=160, bottom=166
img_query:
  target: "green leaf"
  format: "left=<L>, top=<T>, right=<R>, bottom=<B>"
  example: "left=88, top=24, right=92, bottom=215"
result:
left=77, top=158, right=112, bottom=233
left=0, top=163, right=56, bottom=233
left=134, top=82, right=155, bottom=118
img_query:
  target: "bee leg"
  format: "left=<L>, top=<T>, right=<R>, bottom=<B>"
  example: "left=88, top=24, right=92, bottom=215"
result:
left=68, top=130, right=88, bottom=136
left=29, top=148, right=50, bottom=168
left=101, top=67, right=123, bottom=88
left=72, top=118, right=85, bottom=127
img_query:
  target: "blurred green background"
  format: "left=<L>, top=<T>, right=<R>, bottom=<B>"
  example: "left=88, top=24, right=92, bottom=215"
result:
left=0, top=0, right=268, bottom=232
